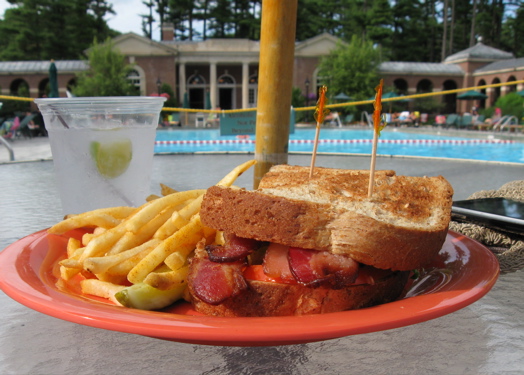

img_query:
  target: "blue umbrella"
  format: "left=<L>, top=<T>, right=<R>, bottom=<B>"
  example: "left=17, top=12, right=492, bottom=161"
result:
left=48, top=60, right=59, bottom=98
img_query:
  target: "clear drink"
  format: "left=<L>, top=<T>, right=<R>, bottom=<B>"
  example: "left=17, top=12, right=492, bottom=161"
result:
left=35, top=97, right=166, bottom=215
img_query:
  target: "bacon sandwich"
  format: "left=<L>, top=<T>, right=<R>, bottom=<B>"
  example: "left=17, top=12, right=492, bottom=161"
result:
left=188, top=165, right=454, bottom=317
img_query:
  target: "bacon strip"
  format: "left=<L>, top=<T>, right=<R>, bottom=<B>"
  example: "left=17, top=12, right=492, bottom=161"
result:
left=189, top=257, right=247, bottom=305
left=288, top=247, right=359, bottom=288
left=206, top=234, right=260, bottom=263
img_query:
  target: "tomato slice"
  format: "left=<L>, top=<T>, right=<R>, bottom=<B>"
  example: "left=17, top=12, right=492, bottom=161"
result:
left=243, top=265, right=296, bottom=284
left=262, top=243, right=295, bottom=282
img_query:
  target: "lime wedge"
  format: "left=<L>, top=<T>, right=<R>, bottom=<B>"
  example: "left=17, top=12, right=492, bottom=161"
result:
left=90, top=139, right=133, bottom=178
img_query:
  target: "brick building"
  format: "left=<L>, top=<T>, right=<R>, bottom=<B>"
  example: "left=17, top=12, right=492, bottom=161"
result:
left=1, top=30, right=523, bottom=115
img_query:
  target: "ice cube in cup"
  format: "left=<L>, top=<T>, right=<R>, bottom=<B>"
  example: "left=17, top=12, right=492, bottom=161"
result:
left=34, top=96, right=166, bottom=215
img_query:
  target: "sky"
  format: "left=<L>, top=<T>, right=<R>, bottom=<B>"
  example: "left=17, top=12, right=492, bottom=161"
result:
left=0, top=0, right=157, bottom=39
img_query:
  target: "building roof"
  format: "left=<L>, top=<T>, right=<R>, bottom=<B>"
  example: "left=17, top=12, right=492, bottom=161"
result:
left=474, top=57, right=524, bottom=74
left=444, top=42, right=514, bottom=63
left=0, top=60, right=87, bottom=74
left=379, top=61, right=464, bottom=75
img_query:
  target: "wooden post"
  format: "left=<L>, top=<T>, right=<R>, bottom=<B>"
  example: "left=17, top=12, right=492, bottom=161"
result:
left=253, top=0, right=298, bottom=189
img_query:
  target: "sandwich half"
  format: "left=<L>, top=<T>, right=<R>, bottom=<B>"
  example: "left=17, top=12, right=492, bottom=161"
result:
left=188, top=165, right=454, bottom=317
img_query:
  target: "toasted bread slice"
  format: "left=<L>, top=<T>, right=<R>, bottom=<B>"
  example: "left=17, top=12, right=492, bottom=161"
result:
left=200, top=165, right=453, bottom=271
left=190, top=270, right=410, bottom=317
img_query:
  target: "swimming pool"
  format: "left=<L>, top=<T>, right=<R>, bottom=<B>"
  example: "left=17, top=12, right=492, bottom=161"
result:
left=155, top=128, right=524, bottom=164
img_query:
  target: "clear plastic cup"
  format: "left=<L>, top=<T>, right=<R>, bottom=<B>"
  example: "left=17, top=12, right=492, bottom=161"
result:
left=35, top=96, right=166, bottom=215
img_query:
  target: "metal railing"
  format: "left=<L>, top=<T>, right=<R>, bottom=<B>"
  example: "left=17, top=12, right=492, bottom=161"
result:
left=493, top=115, right=520, bottom=131
left=0, top=137, right=15, bottom=161
left=361, top=111, right=373, bottom=127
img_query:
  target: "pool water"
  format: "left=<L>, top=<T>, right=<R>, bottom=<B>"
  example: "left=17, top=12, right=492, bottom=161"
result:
left=155, top=128, right=524, bottom=164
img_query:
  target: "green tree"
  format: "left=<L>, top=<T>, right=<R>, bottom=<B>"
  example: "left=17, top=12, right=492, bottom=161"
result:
left=232, top=0, right=260, bottom=39
left=295, top=0, right=325, bottom=40
left=291, top=86, right=306, bottom=122
left=494, top=92, right=524, bottom=121
left=390, top=0, right=433, bottom=62
left=141, top=0, right=156, bottom=39
left=73, top=38, right=138, bottom=97
left=500, top=4, right=524, bottom=57
left=0, top=0, right=117, bottom=61
left=318, top=36, right=382, bottom=103
left=207, top=0, right=235, bottom=37
left=0, top=82, right=31, bottom=116
left=160, top=82, right=177, bottom=107
left=168, top=0, right=198, bottom=40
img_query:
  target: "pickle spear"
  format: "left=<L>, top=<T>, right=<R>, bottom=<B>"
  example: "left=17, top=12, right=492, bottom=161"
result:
left=115, top=283, right=186, bottom=310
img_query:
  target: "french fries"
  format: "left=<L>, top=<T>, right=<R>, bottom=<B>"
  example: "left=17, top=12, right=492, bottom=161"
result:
left=51, top=160, right=256, bottom=310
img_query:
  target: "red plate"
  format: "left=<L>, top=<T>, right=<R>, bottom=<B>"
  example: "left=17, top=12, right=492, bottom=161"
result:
left=0, top=230, right=499, bottom=346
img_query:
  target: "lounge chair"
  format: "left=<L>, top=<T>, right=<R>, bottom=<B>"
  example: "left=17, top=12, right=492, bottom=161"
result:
left=474, top=117, right=494, bottom=131
left=492, top=115, right=519, bottom=132
left=2, top=117, right=20, bottom=139
left=434, top=115, right=446, bottom=127
left=457, top=114, right=473, bottom=129
left=195, top=113, right=205, bottom=127
left=499, top=116, right=523, bottom=133
left=0, top=117, right=11, bottom=136
left=16, top=113, right=39, bottom=138
left=502, top=124, right=524, bottom=132
left=473, top=115, right=485, bottom=124
left=323, top=112, right=342, bottom=126
left=444, top=114, right=459, bottom=128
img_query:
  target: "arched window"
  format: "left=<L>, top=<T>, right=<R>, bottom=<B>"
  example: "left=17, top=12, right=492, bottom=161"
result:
left=218, top=73, right=235, bottom=84
left=491, top=78, right=501, bottom=105
left=313, top=71, right=330, bottom=102
left=188, top=73, right=206, bottom=85
left=477, top=79, right=487, bottom=109
left=187, top=73, right=207, bottom=109
left=217, top=71, right=236, bottom=110
left=393, top=79, right=408, bottom=94
left=416, top=79, right=433, bottom=93
left=442, top=80, right=458, bottom=114
left=127, top=70, right=141, bottom=90
left=38, top=78, right=49, bottom=98
left=10, top=79, right=29, bottom=97
left=67, top=78, right=77, bottom=93
left=507, top=76, right=517, bottom=93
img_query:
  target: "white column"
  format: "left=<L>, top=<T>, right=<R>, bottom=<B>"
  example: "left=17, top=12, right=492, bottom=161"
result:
left=178, top=62, right=186, bottom=103
left=242, top=62, right=249, bottom=109
left=210, top=62, right=217, bottom=109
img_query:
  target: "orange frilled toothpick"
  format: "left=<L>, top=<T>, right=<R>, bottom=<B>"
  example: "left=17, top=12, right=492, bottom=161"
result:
left=368, top=79, right=385, bottom=198
left=309, top=85, right=329, bottom=178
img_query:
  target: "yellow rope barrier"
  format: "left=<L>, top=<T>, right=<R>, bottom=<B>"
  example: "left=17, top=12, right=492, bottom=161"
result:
left=313, top=79, right=524, bottom=112
left=0, top=95, right=34, bottom=102
left=1, top=80, right=523, bottom=114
